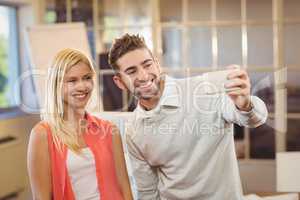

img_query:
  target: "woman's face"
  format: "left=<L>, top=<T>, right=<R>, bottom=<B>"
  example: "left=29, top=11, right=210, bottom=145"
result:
left=62, top=61, right=94, bottom=111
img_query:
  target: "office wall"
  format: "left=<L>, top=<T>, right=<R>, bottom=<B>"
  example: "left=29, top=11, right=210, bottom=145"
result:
left=0, top=114, right=39, bottom=199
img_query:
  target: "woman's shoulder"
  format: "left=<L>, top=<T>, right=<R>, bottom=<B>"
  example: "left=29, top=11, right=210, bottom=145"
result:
left=28, top=121, right=50, bottom=153
left=30, top=121, right=50, bottom=140
left=88, top=114, right=119, bottom=134
left=88, top=114, right=115, bottom=127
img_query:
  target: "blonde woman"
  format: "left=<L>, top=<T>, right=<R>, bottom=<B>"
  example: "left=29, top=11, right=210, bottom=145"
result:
left=27, top=48, right=133, bottom=200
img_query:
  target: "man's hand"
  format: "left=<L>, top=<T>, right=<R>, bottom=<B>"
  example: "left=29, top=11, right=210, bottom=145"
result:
left=225, top=65, right=252, bottom=112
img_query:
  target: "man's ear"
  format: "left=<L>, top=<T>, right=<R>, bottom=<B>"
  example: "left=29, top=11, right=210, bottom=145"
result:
left=113, top=75, right=127, bottom=91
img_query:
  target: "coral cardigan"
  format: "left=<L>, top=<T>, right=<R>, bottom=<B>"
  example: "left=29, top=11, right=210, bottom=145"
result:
left=41, top=114, right=124, bottom=200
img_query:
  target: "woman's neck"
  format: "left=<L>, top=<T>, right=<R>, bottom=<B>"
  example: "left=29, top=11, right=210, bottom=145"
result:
left=63, top=108, right=86, bottom=132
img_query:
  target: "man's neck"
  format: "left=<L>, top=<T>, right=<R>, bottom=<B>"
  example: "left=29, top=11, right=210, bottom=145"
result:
left=139, top=78, right=165, bottom=111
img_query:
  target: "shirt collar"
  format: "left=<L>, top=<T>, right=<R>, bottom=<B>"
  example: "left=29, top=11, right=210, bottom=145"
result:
left=85, top=112, right=99, bottom=130
left=159, top=75, right=181, bottom=108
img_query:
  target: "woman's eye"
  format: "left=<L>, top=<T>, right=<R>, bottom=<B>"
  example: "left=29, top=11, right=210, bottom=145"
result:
left=67, top=79, right=76, bottom=83
left=84, top=76, right=92, bottom=80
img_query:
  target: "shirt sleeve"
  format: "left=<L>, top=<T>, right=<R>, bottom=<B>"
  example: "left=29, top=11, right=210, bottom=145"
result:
left=220, top=94, right=268, bottom=128
left=125, top=126, right=161, bottom=200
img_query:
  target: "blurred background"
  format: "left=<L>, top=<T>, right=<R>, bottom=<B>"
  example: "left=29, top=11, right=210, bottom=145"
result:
left=0, top=0, right=300, bottom=199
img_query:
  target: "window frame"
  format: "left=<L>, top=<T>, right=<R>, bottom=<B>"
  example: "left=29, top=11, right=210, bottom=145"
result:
left=0, top=4, right=23, bottom=118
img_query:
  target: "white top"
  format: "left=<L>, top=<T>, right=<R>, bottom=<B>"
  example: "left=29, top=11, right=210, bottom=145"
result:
left=126, top=75, right=268, bottom=200
left=66, top=147, right=100, bottom=200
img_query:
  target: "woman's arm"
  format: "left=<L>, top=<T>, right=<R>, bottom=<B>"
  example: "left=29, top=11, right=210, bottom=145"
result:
left=27, top=123, right=52, bottom=200
left=112, top=124, right=134, bottom=200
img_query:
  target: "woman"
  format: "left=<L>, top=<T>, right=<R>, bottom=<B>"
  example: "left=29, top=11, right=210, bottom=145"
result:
left=27, top=48, right=133, bottom=200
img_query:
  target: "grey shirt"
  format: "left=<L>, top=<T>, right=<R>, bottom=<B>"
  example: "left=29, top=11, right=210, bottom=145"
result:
left=126, top=75, right=268, bottom=200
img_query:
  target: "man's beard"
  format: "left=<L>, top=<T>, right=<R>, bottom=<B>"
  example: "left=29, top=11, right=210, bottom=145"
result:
left=134, top=88, right=159, bottom=100
left=133, top=76, right=161, bottom=100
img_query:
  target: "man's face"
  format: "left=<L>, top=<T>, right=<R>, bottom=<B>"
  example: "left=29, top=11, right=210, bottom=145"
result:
left=113, top=48, right=162, bottom=100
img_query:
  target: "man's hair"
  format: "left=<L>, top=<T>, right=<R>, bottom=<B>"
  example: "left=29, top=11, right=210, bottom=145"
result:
left=108, top=33, right=149, bottom=71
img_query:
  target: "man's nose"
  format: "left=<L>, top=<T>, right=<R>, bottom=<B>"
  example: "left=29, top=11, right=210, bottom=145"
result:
left=137, top=68, right=149, bottom=81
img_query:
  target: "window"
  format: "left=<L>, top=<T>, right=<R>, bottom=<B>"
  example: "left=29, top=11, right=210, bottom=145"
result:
left=284, top=0, right=300, bottom=151
left=0, top=5, right=20, bottom=110
left=154, top=0, right=284, bottom=159
left=44, top=0, right=152, bottom=111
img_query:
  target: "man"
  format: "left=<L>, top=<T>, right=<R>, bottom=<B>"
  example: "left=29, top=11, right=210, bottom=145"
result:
left=109, top=34, right=268, bottom=200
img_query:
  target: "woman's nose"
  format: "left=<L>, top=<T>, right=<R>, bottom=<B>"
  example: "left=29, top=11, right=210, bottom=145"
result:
left=76, top=80, right=89, bottom=91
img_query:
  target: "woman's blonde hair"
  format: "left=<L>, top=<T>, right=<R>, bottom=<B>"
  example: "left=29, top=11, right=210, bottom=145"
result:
left=41, top=48, right=96, bottom=153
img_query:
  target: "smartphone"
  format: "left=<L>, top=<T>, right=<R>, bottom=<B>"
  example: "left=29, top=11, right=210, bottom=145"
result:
left=202, top=69, right=241, bottom=95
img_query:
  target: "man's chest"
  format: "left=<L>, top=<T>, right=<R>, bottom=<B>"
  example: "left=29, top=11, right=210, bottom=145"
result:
left=133, top=109, right=229, bottom=166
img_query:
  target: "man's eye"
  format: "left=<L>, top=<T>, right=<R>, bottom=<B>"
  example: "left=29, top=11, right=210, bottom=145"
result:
left=144, top=64, right=152, bottom=68
left=127, top=70, right=136, bottom=75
